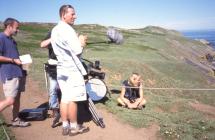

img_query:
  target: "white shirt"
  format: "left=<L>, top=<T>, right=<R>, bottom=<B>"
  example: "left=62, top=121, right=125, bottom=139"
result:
left=51, top=21, right=86, bottom=75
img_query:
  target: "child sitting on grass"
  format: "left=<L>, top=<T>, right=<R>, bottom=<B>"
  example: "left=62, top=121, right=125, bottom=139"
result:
left=117, top=73, right=146, bottom=109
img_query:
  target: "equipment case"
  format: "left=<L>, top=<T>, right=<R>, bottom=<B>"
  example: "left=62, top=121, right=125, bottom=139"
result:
left=19, top=108, right=48, bottom=121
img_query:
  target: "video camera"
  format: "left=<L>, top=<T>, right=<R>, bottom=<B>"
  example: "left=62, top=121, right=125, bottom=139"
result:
left=82, top=59, right=105, bottom=80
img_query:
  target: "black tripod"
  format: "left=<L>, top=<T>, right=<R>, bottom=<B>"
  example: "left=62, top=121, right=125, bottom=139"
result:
left=88, top=97, right=105, bottom=128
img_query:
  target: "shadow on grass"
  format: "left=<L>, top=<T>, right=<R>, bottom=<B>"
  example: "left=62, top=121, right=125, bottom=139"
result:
left=110, top=89, right=121, bottom=94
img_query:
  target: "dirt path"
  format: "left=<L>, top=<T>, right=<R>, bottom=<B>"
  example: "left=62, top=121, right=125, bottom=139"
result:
left=1, top=78, right=160, bottom=140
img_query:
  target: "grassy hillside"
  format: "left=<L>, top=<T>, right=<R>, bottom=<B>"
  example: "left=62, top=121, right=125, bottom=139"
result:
left=1, top=23, right=215, bottom=139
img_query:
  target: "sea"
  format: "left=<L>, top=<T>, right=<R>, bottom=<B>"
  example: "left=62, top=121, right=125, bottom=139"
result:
left=182, top=30, right=215, bottom=49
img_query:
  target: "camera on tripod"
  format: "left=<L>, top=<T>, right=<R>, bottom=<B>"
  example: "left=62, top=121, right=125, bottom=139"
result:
left=82, top=59, right=105, bottom=80
left=88, top=60, right=105, bottom=80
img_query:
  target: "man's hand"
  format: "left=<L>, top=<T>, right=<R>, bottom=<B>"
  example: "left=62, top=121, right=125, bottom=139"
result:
left=79, top=35, right=88, bottom=47
left=13, top=59, right=22, bottom=65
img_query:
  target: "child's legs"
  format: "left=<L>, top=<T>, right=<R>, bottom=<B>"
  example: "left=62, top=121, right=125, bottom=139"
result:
left=117, top=98, right=125, bottom=106
left=138, top=98, right=147, bottom=107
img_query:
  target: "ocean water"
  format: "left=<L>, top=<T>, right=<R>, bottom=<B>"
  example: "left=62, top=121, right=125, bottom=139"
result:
left=182, top=30, right=215, bottom=49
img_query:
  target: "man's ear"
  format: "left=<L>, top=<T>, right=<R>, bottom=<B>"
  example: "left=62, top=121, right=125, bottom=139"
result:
left=62, top=12, right=67, bottom=20
left=62, top=14, right=66, bottom=20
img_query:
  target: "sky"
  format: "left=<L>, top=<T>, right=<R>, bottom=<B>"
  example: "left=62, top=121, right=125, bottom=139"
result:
left=0, top=0, right=215, bottom=31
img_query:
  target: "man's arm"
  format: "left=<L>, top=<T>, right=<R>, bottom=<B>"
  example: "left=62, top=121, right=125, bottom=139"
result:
left=40, top=38, right=51, bottom=48
left=0, top=56, right=14, bottom=63
left=78, top=35, right=88, bottom=48
left=0, top=40, right=22, bottom=65
left=40, top=32, right=51, bottom=48
left=0, top=56, right=22, bottom=65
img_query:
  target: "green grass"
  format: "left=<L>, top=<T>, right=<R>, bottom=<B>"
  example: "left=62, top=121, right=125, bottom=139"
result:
left=105, top=91, right=215, bottom=140
left=0, top=116, right=15, bottom=140
left=1, top=23, right=215, bottom=140
left=82, top=25, right=215, bottom=139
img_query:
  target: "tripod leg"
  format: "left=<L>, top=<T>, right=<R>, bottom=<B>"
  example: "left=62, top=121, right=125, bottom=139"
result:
left=88, top=98, right=101, bottom=124
left=88, top=98, right=105, bottom=128
left=88, top=105, right=100, bottom=126
left=89, top=103, right=105, bottom=128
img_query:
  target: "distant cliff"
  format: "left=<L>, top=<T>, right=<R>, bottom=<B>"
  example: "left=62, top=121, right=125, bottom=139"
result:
left=131, top=26, right=215, bottom=77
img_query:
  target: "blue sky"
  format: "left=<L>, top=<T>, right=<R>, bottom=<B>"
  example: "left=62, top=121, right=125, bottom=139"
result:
left=0, top=0, right=215, bottom=30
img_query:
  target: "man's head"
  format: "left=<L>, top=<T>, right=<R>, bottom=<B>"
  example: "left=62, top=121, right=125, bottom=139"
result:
left=59, top=5, right=76, bottom=25
left=3, top=18, right=20, bottom=36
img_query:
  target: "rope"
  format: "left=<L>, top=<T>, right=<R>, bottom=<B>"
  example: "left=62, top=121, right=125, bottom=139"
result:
left=87, top=81, right=215, bottom=91
left=1, top=123, right=10, bottom=140
left=109, top=84, right=215, bottom=91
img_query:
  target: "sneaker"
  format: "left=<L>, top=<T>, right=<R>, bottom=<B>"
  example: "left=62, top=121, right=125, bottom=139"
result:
left=77, top=125, right=89, bottom=133
left=117, top=103, right=127, bottom=108
left=137, top=105, right=145, bottom=110
left=62, top=127, right=70, bottom=136
left=69, top=127, right=79, bottom=136
left=12, top=118, right=30, bottom=127
left=121, top=105, right=127, bottom=108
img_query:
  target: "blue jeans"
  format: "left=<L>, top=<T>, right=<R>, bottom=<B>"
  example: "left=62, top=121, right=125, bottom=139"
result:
left=48, top=76, right=59, bottom=109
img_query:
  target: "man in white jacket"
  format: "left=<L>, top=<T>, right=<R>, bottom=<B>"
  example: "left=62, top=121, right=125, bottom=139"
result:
left=51, top=4, right=89, bottom=136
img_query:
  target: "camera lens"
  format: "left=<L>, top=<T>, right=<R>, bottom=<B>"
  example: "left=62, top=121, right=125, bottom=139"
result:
left=95, top=61, right=100, bottom=69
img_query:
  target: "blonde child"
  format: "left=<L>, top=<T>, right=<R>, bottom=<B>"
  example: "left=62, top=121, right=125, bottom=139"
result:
left=117, top=73, right=146, bottom=109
